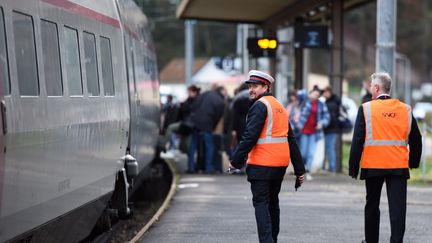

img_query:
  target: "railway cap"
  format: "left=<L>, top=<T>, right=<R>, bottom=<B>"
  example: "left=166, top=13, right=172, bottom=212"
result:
left=245, top=70, right=274, bottom=86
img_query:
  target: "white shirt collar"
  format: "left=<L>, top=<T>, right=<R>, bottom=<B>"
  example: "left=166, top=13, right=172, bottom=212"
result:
left=377, top=94, right=390, bottom=99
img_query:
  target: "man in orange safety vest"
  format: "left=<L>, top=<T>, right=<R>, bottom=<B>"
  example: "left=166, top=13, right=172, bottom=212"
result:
left=349, top=72, right=422, bottom=243
left=230, top=70, right=305, bottom=243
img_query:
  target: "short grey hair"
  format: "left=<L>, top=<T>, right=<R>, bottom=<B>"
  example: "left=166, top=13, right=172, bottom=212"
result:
left=371, top=72, right=392, bottom=93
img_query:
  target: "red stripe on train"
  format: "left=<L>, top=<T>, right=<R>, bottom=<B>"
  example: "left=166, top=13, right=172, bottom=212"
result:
left=42, top=0, right=121, bottom=28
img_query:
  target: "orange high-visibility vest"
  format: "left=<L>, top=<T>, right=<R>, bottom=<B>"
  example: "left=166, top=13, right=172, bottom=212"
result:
left=247, top=96, right=290, bottom=167
left=361, top=99, right=412, bottom=169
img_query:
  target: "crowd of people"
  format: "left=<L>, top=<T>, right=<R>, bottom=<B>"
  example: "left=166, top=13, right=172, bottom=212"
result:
left=160, top=80, right=361, bottom=178
left=159, top=71, right=422, bottom=243
left=160, top=84, right=228, bottom=174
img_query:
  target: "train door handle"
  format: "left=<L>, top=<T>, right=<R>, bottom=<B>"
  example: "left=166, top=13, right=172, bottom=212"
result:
left=1, top=100, right=7, bottom=134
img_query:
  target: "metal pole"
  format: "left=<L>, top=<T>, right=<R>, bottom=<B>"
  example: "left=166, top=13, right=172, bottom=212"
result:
left=294, top=18, right=303, bottom=89
left=422, top=122, right=427, bottom=180
left=302, top=49, right=309, bottom=90
left=331, top=0, right=344, bottom=173
left=406, top=58, right=411, bottom=106
left=396, top=53, right=411, bottom=104
left=376, top=0, right=396, bottom=79
left=185, top=20, right=194, bottom=85
left=236, top=24, right=243, bottom=57
left=236, top=24, right=244, bottom=74
left=242, top=24, right=249, bottom=74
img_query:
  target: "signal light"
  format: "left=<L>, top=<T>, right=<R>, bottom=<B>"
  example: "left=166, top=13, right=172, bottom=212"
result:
left=258, top=39, right=269, bottom=49
left=247, top=37, right=278, bottom=58
left=257, top=39, right=277, bottom=49
left=269, top=39, right=277, bottom=49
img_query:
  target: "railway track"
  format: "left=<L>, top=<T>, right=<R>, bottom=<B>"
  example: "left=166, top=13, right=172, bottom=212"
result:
left=83, top=158, right=178, bottom=243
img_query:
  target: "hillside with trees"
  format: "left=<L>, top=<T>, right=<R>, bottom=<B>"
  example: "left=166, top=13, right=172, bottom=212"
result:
left=135, top=0, right=432, bottom=95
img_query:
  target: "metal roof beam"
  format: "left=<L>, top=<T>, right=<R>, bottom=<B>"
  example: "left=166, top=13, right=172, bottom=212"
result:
left=263, top=0, right=331, bottom=28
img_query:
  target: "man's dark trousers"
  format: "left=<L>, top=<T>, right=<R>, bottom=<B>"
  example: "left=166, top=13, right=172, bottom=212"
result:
left=365, top=175, right=407, bottom=243
left=250, top=179, right=283, bottom=243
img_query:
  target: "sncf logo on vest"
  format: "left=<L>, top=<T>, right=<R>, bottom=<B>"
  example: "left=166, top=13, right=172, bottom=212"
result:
left=381, top=112, right=397, bottom=118
left=275, top=108, right=284, bottom=113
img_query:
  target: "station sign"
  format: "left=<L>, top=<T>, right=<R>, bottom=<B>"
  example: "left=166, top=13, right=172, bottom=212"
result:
left=294, top=25, right=329, bottom=49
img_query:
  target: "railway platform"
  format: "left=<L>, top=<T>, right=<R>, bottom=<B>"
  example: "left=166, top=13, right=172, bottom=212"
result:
left=140, top=155, right=432, bottom=243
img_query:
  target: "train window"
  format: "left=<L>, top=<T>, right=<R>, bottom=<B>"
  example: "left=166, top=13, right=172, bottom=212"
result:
left=145, top=56, right=149, bottom=75
left=100, top=36, right=114, bottom=96
left=143, top=52, right=148, bottom=73
left=83, top=32, right=99, bottom=96
left=41, top=20, right=62, bottom=96
left=0, top=8, right=10, bottom=95
left=125, top=36, right=136, bottom=93
left=13, top=11, right=39, bottom=96
left=144, top=54, right=148, bottom=74
left=131, top=44, right=137, bottom=93
left=64, top=26, right=82, bottom=96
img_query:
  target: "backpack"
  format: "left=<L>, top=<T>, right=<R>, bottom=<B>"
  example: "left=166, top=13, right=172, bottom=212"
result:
left=338, top=104, right=353, bottom=133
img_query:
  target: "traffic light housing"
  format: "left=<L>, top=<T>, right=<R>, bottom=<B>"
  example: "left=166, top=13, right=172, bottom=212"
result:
left=247, top=38, right=277, bottom=58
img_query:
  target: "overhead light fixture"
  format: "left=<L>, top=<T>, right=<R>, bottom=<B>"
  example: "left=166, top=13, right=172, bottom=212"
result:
left=318, top=5, right=327, bottom=12
left=308, top=10, right=317, bottom=16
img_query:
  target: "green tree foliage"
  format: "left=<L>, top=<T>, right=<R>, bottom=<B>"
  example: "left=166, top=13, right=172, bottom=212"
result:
left=133, top=0, right=236, bottom=71
left=344, top=0, right=432, bottom=89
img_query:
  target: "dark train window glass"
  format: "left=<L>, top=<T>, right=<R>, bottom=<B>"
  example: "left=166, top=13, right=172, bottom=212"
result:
left=41, top=20, right=62, bottom=96
left=144, top=55, right=148, bottom=74
left=145, top=56, right=149, bottom=75
left=64, top=27, right=82, bottom=95
left=126, top=36, right=136, bottom=93
left=131, top=44, right=137, bottom=93
left=100, top=37, right=114, bottom=96
left=13, top=11, right=39, bottom=96
left=0, top=8, right=10, bottom=95
left=83, top=32, right=99, bottom=96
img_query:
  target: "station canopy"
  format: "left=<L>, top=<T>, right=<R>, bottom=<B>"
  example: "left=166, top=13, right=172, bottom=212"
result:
left=177, top=0, right=372, bottom=26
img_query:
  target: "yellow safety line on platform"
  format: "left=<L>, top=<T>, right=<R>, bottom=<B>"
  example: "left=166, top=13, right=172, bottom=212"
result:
left=128, top=158, right=179, bottom=243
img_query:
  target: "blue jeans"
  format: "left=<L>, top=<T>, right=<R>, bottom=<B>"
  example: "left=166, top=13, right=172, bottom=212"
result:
left=187, top=130, right=215, bottom=172
left=300, top=133, right=318, bottom=172
left=324, top=133, right=337, bottom=172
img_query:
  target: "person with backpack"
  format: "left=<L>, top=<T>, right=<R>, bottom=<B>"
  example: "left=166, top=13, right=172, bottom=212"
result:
left=322, top=86, right=342, bottom=173
left=297, top=86, right=330, bottom=180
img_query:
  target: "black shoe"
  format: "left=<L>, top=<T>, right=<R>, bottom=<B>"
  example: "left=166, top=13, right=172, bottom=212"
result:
left=361, top=240, right=367, bottom=243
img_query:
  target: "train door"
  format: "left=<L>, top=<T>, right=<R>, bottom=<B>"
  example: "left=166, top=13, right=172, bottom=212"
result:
left=124, top=33, right=140, bottom=159
left=0, top=6, right=7, bottom=217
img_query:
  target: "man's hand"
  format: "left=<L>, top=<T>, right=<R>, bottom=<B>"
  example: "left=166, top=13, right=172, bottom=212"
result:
left=316, top=123, right=322, bottom=130
left=349, top=172, right=357, bottom=179
left=297, top=174, right=305, bottom=184
left=295, top=174, right=305, bottom=191
left=227, top=163, right=241, bottom=174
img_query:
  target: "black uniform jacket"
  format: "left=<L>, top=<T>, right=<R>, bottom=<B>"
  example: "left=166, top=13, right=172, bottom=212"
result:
left=231, top=93, right=305, bottom=180
left=348, top=95, right=422, bottom=179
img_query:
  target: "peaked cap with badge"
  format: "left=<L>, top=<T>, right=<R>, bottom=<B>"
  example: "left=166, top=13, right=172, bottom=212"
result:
left=245, top=70, right=274, bottom=86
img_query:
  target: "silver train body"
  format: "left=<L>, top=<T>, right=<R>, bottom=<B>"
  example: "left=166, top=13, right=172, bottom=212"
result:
left=0, top=0, right=160, bottom=242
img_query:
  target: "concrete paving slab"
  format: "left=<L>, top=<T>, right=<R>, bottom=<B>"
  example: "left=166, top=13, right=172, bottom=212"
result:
left=140, top=156, right=432, bottom=243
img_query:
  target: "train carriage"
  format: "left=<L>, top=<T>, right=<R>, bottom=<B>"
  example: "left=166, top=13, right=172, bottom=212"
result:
left=0, top=0, right=160, bottom=242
